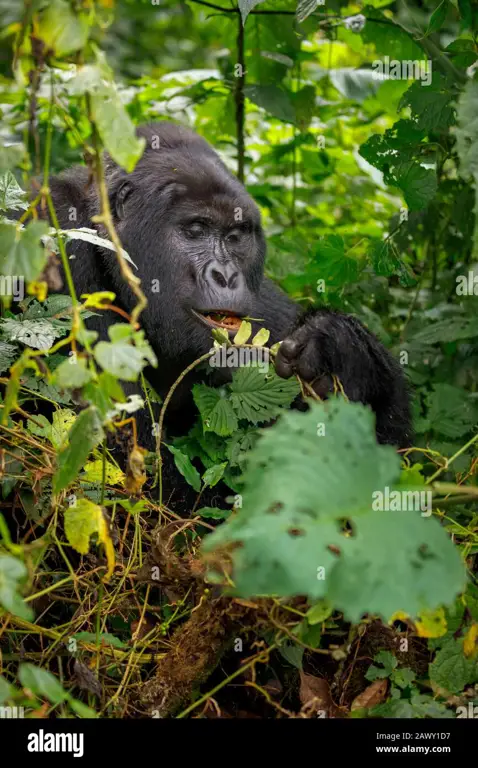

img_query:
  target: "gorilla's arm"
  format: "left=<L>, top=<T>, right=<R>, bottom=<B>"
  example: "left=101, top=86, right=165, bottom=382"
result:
left=256, top=278, right=412, bottom=448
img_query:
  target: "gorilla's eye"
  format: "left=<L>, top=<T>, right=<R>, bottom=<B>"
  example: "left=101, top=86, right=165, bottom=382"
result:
left=226, top=228, right=245, bottom=244
left=183, top=221, right=207, bottom=239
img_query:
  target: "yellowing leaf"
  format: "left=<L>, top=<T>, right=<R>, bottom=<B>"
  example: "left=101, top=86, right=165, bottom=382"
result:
left=415, top=607, right=447, bottom=638
left=64, top=499, right=115, bottom=581
left=252, top=327, right=270, bottom=347
left=27, top=281, right=48, bottom=302
left=81, top=291, right=116, bottom=309
left=388, top=610, right=410, bottom=624
left=83, top=459, right=124, bottom=486
left=463, top=623, right=478, bottom=658
left=233, top=320, right=252, bottom=345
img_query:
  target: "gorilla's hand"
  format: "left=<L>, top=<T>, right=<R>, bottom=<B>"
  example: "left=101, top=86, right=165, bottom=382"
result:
left=274, top=309, right=412, bottom=448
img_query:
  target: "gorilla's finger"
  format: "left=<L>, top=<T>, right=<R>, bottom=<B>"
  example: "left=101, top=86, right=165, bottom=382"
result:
left=294, top=340, right=322, bottom=382
left=275, top=355, right=295, bottom=379
left=278, top=337, right=302, bottom=361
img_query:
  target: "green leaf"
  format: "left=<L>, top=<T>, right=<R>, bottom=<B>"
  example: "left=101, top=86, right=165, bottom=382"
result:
left=314, top=235, right=359, bottom=289
left=229, top=366, right=300, bottom=424
left=0, top=675, right=14, bottom=705
left=398, top=74, right=454, bottom=133
left=233, top=321, right=252, bottom=345
left=409, top=317, right=478, bottom=344
left=455, top=79, right=478, bottom=258
left=71, top=61, right=145, bottom=172
left=69, top=698, right=98, bottom=718
left=296, top=0, right=320, bottom=24
left=196, top=506, right=232, bottom=521
left=0, top=341, right=17, bottom=374
left=0, top=220, right=49, bottom=284
left=94, top=339, right=150, bottom=381
left=424, top=0, right=449, bottom=36
left=370, top=239, right=415, bottom=286
left=37, top=0, right=89, bottom=56
left=244, top=85, right=295, bottom=123
left=202, top=462, right=227, bottom=488
left=54, top=357, right=94, bottom=389
left=429, top=638, right=478, bottom=693
left=19, top=664, right=68, bottom=704
left=426, top=383, right=478, bottom=438
left=238, top=0, right=266, bottom=25
left=166, top=445, right=201, bottom=492
left=395, top=162, right=437, bottom=211
left=192, top=384, right=238, bottom=436
left=0, top=172, right=27, bottom=212
left=53, top=407, right=105, bottom=493
left=306, top=599, right=333, bottom=625
left=0, top=144, right=24, bottom=176
left=204, top=400, right=465, bottom=621
left=0, top=555, right=33, bottom=621
left=252, top=327, right=270, bottom=347
left=1, top=318, right=64, bottom=350
left=71, top=631, right=127, bottom=649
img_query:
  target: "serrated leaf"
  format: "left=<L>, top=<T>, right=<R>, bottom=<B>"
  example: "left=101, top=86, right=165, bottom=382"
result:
left=0, top=341, right=17, bottom=374
left=0, top=318, right=63, bottom=350
left=429, top=638, right=478, bottom=693
left=229, top=366, right=300, bottom=424
left=54, top=357, right=94, bottom=388
left=233, top=320, right=252, bottom=345
left=0, top=171, right=27, bottom=212
left=53, top=407, right=104, bottom=493
left=0, top=220, right=48, bottom=285
left=94, top=339, right=149, bottom=381
left=64, top=498, right=115, bottom=580
left=204, top=400, right=465, bottom=621
left=0, top=144, right=24, bottom=176
left=192, top=384, right=238, bottom=436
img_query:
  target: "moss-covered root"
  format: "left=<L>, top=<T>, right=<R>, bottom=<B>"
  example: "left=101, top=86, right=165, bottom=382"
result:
left=139, top=595, right=246, bottom=717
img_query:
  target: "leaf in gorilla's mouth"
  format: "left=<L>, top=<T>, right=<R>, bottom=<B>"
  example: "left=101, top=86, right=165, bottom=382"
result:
left=192, top=309, right=244, bottom=333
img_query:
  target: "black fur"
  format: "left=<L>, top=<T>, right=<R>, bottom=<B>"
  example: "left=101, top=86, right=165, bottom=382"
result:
left=37, top=122, right=411, bottom=505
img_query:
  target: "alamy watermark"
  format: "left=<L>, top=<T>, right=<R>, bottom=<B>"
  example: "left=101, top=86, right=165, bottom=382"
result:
left=372, top=56, right=432, bottom=86
left=0, top=275, right=24, bottom=301
left=372, top=487, right=432, bottom=517
left=209, top=344, right=270, bottom=374
left=456, top=271, right=478, bottom=295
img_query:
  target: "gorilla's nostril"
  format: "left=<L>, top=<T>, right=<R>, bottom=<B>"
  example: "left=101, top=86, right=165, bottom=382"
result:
left=228, top=271, right=239, bottom=290
left=211, top=269, right=227, bottom=288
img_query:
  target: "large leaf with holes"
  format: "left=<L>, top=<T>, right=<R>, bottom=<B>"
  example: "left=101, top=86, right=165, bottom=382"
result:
left=204, top=400, right=465, bottom=620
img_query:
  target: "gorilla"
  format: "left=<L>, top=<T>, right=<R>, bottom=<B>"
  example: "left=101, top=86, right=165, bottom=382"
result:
left=41, top=122, right=411, bottom=503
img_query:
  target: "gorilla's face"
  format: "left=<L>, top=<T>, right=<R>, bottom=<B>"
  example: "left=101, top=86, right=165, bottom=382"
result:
left=106, top=124, right=266, bottom=361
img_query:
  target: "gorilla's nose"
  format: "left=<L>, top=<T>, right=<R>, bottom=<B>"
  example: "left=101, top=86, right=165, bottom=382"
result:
left=205, top=261, right=241, bottom=291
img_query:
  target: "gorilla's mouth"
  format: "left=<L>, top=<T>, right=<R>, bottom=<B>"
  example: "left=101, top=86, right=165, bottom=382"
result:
left=191, top=309, right=244, bottom=334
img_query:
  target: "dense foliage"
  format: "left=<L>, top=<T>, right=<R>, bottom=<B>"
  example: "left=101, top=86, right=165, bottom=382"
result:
left=0, top=0, right=477, bottom=720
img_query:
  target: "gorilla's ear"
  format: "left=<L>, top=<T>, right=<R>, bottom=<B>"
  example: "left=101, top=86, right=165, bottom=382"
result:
left=115, top=180, right=133, bottom=220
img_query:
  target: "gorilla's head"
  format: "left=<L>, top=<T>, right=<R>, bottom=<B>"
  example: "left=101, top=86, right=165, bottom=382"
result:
left=99, top=123, right=266, bottom=360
